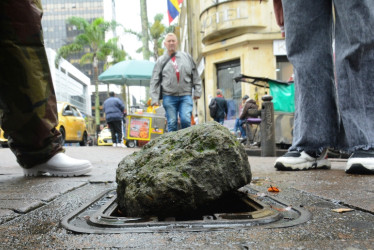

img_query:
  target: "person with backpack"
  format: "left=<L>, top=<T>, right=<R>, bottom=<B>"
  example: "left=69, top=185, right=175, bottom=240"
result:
left=150, top=33, right=201, bottom=132
left=209, top=89, right=228, bottom=125
left=103, top=92, right=126, bottom=147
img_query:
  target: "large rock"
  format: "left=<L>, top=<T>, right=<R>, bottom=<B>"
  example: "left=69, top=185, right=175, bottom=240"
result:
left=116, top=122, right=251, bottom=218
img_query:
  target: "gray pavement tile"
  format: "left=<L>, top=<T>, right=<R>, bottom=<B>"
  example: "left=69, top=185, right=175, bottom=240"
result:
left=0, top=209, right=18, bottom=224
left=0, top=199, right=44, bottom=213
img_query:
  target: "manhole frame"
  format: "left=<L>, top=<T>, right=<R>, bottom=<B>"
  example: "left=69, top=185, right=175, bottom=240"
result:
left=61, top=187, right=311, bottom=234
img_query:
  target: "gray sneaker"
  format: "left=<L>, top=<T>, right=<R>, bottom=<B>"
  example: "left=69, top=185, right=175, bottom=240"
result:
left=346, top=150, right=374, bottom=174
left=274, top=150, right=331, bottom=171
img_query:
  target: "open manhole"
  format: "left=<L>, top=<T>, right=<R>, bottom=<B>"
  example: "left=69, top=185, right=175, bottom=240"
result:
left=61, top=187, right=311, bottom=233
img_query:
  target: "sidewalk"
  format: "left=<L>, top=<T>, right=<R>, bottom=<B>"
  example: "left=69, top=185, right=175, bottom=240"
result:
left=0, top=146, right=373, bottom=249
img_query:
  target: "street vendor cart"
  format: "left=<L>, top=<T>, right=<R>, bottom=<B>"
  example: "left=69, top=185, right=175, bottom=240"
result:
left=124, top=108, right=166, bottom=148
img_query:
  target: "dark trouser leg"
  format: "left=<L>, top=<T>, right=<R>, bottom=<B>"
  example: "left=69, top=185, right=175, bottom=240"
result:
left=0, top=0, right=63, bottom=168
left=113, top=121, right=122, bottom=143
left=108, top=121, right=122, bottom=144
left=282, top=0, right=339, bottom=153
left=108, top=121, right=116, bottom=143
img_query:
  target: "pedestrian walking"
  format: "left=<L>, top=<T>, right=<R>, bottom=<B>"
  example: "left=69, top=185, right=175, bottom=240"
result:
left=103, top=92, right=126, bottom=147
left=150, top=33, right=202, bottom=132
left=0, top=0, right=92, bottom=177
left=210, top=89, right=228, bottom=125
left=273, top=0, right=374, bottom=174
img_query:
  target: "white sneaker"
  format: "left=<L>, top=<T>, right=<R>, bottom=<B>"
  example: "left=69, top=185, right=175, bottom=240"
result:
left=23, top=153, right=93, bottom=177
left=274, top=149, right=331, bottom=171
left=112, top=143, right=117, bottom=147
left=346, top=150, right=374, bottom=174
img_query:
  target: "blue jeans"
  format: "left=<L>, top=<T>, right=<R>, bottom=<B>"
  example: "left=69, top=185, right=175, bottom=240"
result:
left=214, top=118, right=224, bottom=125
left=283, top=0, right=374, bottom=153
left=234, top=118, right=246, bottom=137
left=163, top=95, right=193, bottom=132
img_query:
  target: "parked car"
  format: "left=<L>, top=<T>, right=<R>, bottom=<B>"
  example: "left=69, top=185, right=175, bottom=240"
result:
left=56, top=102, right=88, bottom=146
left=97, top=127, right=113, bottom=146
left=0, top=127, right=8, bottom=147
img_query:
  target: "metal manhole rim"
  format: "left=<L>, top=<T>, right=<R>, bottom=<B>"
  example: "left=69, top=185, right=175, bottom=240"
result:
left=61, top=188, right=311, bottom=234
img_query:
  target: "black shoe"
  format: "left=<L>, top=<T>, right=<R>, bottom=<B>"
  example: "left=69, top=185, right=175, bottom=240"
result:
left=346, top=150, right=374, bottom=174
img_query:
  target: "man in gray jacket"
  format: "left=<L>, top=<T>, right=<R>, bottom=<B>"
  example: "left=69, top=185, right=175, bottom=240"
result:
left=150, top=33, right=201, bottom=132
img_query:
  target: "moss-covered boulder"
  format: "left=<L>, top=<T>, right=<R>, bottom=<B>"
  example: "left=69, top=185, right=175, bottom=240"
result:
left=116, top=122, right=251, bottom=218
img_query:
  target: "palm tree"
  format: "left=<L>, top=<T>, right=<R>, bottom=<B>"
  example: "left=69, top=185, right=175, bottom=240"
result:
left=125, top=13, right=176, bottom=61
left=149, top=14, right=176, bottom=61
left=56, top=17, right=126, bottom=136
left=140, top=0, right=151, bottom=60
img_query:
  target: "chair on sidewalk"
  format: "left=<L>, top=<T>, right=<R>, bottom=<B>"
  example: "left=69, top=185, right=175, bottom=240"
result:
left=244, top=117, right=261, bottom=146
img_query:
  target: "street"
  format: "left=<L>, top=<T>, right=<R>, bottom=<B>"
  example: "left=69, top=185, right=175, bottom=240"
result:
left=0, top=146, right=373, bottom=249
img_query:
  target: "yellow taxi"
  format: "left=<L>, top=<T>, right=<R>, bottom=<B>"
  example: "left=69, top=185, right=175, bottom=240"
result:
left=0, top=127, right=8, bottom=148
left=56, top=102, right=88, bottom=146
left=97, top=126, right=113, bottom=146
left=97, top=126, right=127, bottom=146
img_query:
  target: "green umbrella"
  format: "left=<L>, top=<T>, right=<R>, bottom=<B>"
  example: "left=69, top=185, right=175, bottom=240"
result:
left=98, top=60, right=155, bottom=86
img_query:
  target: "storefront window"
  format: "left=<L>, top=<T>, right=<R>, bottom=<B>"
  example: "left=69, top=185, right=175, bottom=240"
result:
left=216, top=59, right=241, bottom=125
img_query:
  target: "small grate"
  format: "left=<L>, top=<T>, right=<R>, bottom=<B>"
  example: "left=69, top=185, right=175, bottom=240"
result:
left=61, top=187, right=311, bottom=234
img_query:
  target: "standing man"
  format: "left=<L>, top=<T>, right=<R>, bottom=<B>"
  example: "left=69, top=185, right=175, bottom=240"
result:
left=211, top=89, right=228, bottom=125
left=103, top=92, right=125, bottom=147
left=0, top=0, right=92, bottom=177
left=150, top=33, right=201, bottom=132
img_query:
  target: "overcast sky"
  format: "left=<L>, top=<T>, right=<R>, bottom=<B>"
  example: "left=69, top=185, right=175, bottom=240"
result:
left=107, top=0, right=169, bottom=60
left=101, top=0, right=170, bottom=100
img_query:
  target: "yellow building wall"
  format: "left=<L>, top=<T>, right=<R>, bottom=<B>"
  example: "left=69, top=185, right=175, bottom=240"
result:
left=203, top=34, right=280, bottom=121
left=179, top=0, right=285, bottom=123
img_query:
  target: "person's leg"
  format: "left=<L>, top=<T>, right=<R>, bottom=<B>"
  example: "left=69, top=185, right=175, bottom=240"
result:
left=178, top=95, right=193, bottom=129
left=275, top=0, right=336, bottom=170
left=234, top=118, right=240, bottom=132
left=0, top=0, right=63, bottom=167
left=0, top=0, right=91, bottom=176
left=334, top=0, right=374, bottom=174
left=162, top=95, right=179, bottom=132
left=107, top=121, right=117, bottom=145
left=238, top=119, right=246, bottom=138
left=214, top=118, right=224, bottom=125
left=113, top=120, right=123, bottom=145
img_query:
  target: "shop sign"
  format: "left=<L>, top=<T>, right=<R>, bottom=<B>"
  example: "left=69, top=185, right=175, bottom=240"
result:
left=201, top=7, right=249, bottom=31
left=273, top=40, right=287, bottom=56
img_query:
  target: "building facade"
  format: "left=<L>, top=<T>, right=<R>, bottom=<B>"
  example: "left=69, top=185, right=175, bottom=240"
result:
left=45, top=48, right=91, bottom=116
left=179, top=0, right=292, bottom=127
left=41, top=0, right=105, bottom=80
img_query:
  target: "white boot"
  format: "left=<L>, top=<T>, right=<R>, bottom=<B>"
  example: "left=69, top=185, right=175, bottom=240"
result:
left=23, top=153, right=93, bottom=177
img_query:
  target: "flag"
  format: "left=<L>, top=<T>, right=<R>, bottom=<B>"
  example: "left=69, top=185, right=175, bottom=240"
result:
left=167, top=0, right=183, bottom=24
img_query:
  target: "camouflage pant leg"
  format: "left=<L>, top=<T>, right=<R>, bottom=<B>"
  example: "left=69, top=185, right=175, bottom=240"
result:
left=0, top=0, right=63, bottom=169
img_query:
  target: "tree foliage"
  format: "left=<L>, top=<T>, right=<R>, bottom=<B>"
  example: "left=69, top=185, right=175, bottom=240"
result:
left=124, top=13, right=177, bottom=61
left=56, top=17, right=127, bottom=131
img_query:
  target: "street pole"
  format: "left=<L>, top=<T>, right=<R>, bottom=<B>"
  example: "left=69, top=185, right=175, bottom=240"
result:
left=261, top=95, right=276, bottom=157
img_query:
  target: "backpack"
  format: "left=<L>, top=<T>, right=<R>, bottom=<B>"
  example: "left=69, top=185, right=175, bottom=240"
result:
left=209, top=98, right=217, bottom=118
